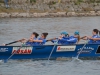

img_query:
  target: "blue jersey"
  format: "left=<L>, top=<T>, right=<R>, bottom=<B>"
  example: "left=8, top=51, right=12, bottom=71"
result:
left=51, top=37, right=69, bottom=45
left=88, top=35, right=100, bottom=44
left=37, top=38, right=46, bottom=45
left=66, top=36, right=78, bottom=44
left=25, top=38, right=37, bottom=46
left=58, top=37, right=69, bottom=45
left=97, top=36, right=100, bottom=44
left=52, top=36, right=78, bottom=45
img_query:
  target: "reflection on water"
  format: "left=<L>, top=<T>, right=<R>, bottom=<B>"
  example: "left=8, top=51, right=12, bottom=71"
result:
left=0, top=17, right=100, bottom=75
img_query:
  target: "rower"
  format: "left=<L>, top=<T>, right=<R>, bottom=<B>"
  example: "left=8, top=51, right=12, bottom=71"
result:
left=22, top=32, right=39, bottom=46
left=47, top=31, right=69, bottom=45
left=62, top=31, right=80, bottom=44
left=29, top=33, right=48, bottom=45
left=82, top=29, right=100, bottom=44
left=57, top=31, right=70, bottom=45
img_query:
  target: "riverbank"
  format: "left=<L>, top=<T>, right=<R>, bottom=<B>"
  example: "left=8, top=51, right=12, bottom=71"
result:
left=0, top=0, right=100, bottom=17
left=0, top=10, right=100, bottom=18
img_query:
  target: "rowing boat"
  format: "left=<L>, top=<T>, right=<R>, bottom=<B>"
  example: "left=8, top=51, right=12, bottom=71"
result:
left=0, top=44, right=100, bottom=59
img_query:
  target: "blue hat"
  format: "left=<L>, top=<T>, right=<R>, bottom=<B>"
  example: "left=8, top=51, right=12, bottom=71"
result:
left=61, top=31, right=68, bottom=35
left=74, top=31, right=79, bottom=35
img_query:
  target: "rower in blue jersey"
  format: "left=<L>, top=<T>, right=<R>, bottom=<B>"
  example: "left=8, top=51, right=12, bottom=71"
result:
left=82, top=29, right=100, bottom=44
left=21, top=32, right=39, bottom=46
left=57, top=31, right=70, bottom=45
left=29, top=33, right=48, bottom=45
left=47, top=31, right=69, bottom=45
left=61, top=31, right=80, bottom=44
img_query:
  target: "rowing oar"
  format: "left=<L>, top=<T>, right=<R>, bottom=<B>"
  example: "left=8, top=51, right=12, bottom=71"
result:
left=72, top=40, right=89, bottom=62
left=46, top=38, right=58, bottom=42
left=3, top=39, right=25, bottom=46
left=4, top=44, right=24, bottom=63
left=76, top=40, right=89, bottom=58
left=47, top=40, right=58, bottom=63
left=4, top=41, right=18, bottom=46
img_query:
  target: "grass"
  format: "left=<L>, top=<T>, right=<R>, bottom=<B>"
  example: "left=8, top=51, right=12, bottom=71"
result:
left=48, top=1, right=57, bottom=5
left=74, top=0, right=100, bottom=5
left=78, top=0, right=83, bottom=2
left=0, top=7, right=48, bottom=13
left=74, top=0, right=83, bottom=5
left=0, top=0, right=4, bottom=3
left=0, top=7, right=25, bottom=13
left=30, top=0, right=36, bottom=3
left=82, top=7, right=93, bottom=12
left=0, top=0, right=100, bottom=13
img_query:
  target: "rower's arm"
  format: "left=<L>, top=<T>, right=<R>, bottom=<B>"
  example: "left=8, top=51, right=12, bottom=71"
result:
left=67, top=38, right=77, bottom=43
left=81, top=36, right=87, bottom=40
left=59, top=38, right=67, bottom=42
left=90, top=38, right=100, bottom=41
left=47, top=38, right=57, bottom=41
left=33, top=40, right=43, bottom=42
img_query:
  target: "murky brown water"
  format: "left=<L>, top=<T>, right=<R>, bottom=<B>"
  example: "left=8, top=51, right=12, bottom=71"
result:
left=0, top=17, right=100, bottom=75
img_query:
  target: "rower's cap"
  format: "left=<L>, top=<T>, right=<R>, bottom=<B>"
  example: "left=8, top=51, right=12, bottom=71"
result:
left=61, top=31, right=68, bottom=35
left=74, top=31, right=79, bottom=35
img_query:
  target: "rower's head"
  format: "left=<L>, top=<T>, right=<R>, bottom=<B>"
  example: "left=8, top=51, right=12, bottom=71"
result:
left=74, top=31, right=79, bottom=35
left=93, top=29, right=100, bottom=35
left=74, top=31, right=80, bottom=43
left=31, top=32, right=39, bottom=38
left=61, top=31, right=69, bottom=37
left=41, top=33, right=48, bottom=39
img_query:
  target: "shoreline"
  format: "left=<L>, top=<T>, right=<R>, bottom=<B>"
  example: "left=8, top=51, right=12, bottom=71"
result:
left=1, top=0, right=100, bottom=18
left=0, top=11, right=100, bottom=18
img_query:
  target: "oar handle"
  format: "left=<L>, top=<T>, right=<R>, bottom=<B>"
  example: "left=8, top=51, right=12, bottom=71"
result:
left=80, top=36, right=87, bottom=39
left=4, top=38, right=27, bottom=46
left=5, top=41, right=18, bottom=46
left=46, top=38, right=58, bottom=42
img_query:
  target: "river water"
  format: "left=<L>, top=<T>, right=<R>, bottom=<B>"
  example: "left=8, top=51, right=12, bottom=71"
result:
left=0, top=17, right=100, bottom=75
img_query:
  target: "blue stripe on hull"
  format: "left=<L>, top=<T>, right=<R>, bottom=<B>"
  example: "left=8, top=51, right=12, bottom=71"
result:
left=0, top=44, right=100, bottom=59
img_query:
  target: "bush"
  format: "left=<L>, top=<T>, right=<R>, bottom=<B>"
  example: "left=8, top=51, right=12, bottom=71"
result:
left=90, top=0, right=95, bottom=3
left=74, top=0, right=83, bottom=5
left=82, top=7, right=93, bottom=12
left=77, top=0, right=83, bottom=2
left=0, top=0, right=4, bottom=3
left=48, top=1, right=57, bottom=5
left=30, top=0, right=36, bottom=3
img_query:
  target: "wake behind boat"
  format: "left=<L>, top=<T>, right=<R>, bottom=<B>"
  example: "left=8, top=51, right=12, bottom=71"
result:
left=0, top=44, right=100, bottom=60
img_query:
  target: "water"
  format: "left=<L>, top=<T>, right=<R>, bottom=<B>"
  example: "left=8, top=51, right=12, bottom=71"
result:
left=0, top=17, right=100, bottom=45
left=0, top=60, right=100, bottom=75
left=0, top=17, right=100, bottom=75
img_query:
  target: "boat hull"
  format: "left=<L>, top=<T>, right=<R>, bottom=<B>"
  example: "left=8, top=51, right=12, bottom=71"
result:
left=0, top=44, right=100, bottom=59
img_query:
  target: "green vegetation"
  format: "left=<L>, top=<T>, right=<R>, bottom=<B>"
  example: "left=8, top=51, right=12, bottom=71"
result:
left=0, top=0, right=100, bottom=13
left=77, top=0, right=83, bottom=2
left=89, top=0, right=96, bottom=3
left=74, top=0, right=100, bottom=5
left=74, top=0, right=83, bottom=5
left=30, top=0, right=36, bottom=3
left=0, top=7, right=25, bottom=13
left=82, top=7, right=93, bottom=12
left=0, top=0, right=4, bottom=3
left=48, top=1, right=57, bottom=5
left=86, top=0, right=100, bottom=3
